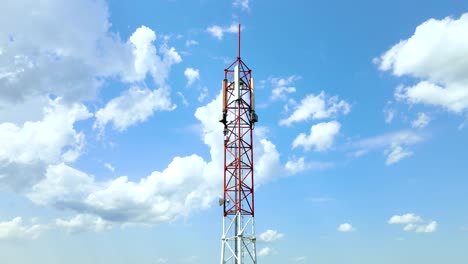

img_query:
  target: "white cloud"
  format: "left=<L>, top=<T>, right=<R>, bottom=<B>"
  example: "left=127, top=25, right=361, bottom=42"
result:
left=270, top=75, right=299, bottom=100
left=388, top=213, right=437, bottom=233
left=56, top=214, right=112, bottom=233
left=272, top=87, right=296, bottom=100
left=104, top=163, right=115, bottom=172
left=0, top=217, right=46, bottom=240
left=384, top=106, right=396, bottom=124
left=337, top=223, right=355, bottom=232
left=280, top=92, right=350, bottom=126
left=93, top=25, right=182, bottom=132
left=27, top=93, right=302, bottom=225
left=0, top=98, right=90, bottom=165
left=285, top=156, right=333, bottom=174
left=94, top=87, right=175, bottom=132
left=156, top=258, right=169, bottom=264
left=258, top=247, right=272, bottom=257
left=185, top=40, right=198, bottom=47
left=258, top=229, right=284, bottom=242
left=0, top=1, right=180, bottom=107
left=27, top=163, right=96, bottom=205
left=198, top=87, right=209, bottom=103
left=385, top=145, right=413, bottom=165
left=355, top=130, right=424, bottom=150
left=207, top=24, right=238, bottom=40
left=0, top=1, right=182, bottom=190
left=292, top=121, right=341, bottom=151
left=125, top=25, right=182, bottom=86
left=0, top=98, right=91, bottom=190
left=233, top=0, right=249, bottom=10
left=177, top=91, right=189, bottom=106
left=285, top=157, right=306, bottom=174
left=388, top=213, right=422, bottom=224
left=0, top=0, right=114, bottom=104
left=293, top=256, right=308, bottom=262
left=412, top=112, right=430, bottom=128
left=416, top=221, right=437, bottom=233
left=403, top=224, right=416, bottom=231
left=182, top=255, right=199, bottom=263
left=307, top=197, right=333, bottom=203
left=377, top=13, right=468, bottom=113
left=184, top=67, right=200, bottom=86
left=353, top=130, right=425, bottom=165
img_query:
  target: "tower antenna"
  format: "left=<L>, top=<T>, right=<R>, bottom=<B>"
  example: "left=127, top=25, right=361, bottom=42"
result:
left=219, top=24, right=258, bottom=264
left=238, top=24, right=241, bottom=59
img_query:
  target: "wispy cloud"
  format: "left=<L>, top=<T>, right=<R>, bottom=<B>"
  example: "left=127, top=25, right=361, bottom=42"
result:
left=233, top=0, right=249, bottom=10
left=306, top=197, right=334, bottom=203
left=412, top=112, right=430, bottom=128
left=351, top=130, right=426, bottom=165
left=258, top=229, right=284, bottom=242
left=207, top=24, right=238, bottom=40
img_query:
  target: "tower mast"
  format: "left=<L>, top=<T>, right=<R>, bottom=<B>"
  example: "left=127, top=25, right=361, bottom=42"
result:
left=219, top=24, right=258, bottom=264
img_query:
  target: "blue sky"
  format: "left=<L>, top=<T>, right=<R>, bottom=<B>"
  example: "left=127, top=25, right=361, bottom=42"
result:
left=1, top=0, right=468, bottom=263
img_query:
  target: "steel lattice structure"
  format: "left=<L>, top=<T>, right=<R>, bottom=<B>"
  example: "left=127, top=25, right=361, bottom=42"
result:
left=219, top=24, right=258, bottom=264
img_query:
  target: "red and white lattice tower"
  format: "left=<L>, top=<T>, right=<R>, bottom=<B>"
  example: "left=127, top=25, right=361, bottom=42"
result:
left=219, top=24, right=258, bottom=264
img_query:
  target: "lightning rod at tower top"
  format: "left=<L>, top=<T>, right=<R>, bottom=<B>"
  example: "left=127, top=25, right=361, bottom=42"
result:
left=219, top=24, right=258, bottom=264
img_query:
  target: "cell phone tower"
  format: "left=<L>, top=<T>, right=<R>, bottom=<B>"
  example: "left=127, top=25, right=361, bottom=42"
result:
left=219, top=24, right=258, bottom=264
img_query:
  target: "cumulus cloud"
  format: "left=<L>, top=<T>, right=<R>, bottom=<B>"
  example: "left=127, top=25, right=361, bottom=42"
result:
left=0, top=217, right=46, bottom=240
left=0, top=0, right=182, bottom=191
left=207, top=24, right=238, bottom=40
left=0, top=0, right=115, bottom=104
left=337, top=223, right=355, bottom=232
left=416, top=221, right=438, bottom=233
left=56, top=214, right=112, bottom=234
left=0, top=98, right=90, bottom=165
left=184, top=67, right=200, bottom=86
left=388, top=213, right=422, bottom=224
left=270, top=75, right=299, bottom=101
left=377, top=13, right=468, bottom=113
left=388, top=213, right=437, bottom=233
left=125, top=25, right=182, bottom=85
left=257, top=247, right=272, bottom=257
left=27, top=93, right=303, bottom=225
left=292, top=121, right=341, bottom=151
left=258, top=229, right=284, bottom=242
left=285, top=157, right=306, bottom=174
left=0, top=1, right=179, bottom=107
left=27, top=163, right=97, bottom=205
left=93, top=25, right=182, bottom=132
left=94, top=87, right=175, bottom=132
left=279, top=92, right=350, bottom=126
left=412, top=112, right=430, bottom=128
left=352, top=130, right=425, bottom=165
left=0, top=98, right=91, bottom=190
